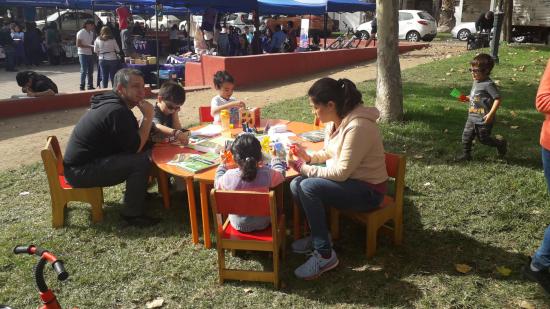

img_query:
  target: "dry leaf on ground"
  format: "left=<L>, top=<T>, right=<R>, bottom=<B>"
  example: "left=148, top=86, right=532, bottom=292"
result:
left=496, top=266, right=512, bottom=276
left=445, top=72, right=452, bottom=76
left=518, top=300, right=536, bottom=309
left=495, top=134, right=504, bottom=140
left=444, top=106, right=451, bottom=111
left=510, top=125, right=520, bottom=129
left=414, top=154, right=424, bottom=159
left=510, top=111, right=518, bottom=117
left=243, top=288, right=254, bottom=293
left=146, top=297, right=164, bottom=309
left=455, top=263, right=472, bottom=274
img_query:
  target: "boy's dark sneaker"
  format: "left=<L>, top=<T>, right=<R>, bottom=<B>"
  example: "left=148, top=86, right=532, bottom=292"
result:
left=497, top=140, right=508, bottom=157
left=87, top=86, right=96, bottom=90
left=522, top=257, right=550, bottom=294
left=455, top=153, right=472, bottom=162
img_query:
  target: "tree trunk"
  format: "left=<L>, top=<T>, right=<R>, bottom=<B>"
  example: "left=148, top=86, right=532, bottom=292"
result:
left=503, top=0, right=513, bottom=42
left=375, top=0, right=403, bottom=122
left=437, top=0, right=455, bottom=32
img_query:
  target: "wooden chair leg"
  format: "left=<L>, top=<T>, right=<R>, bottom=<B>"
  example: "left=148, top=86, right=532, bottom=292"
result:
left=330, top=208, right=340, bottom=240
left=218, top=248, right=225, bottom=284
left=273, top=248, right=280, bottom=289
left=293, top=201, right=301, bottom=240
left=366, top=224, right=378, bottom=259
left=51, top=200, right=65, bottom=228
left=394, top=217, right=403, bottom=245
left=90, top=193, right=104, bottom=224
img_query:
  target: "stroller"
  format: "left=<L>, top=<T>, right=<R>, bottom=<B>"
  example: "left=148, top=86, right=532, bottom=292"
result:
left=467, top=32, right=491, bottom=50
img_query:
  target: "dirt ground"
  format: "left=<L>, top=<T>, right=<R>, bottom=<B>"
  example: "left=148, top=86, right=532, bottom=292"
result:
left=0, top=42, right=465, bottom=171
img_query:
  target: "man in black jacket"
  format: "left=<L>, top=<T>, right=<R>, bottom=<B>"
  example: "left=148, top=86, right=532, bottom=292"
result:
left=476, top=11, right=494, bottom=33
left=16, top=71, right=58, bottom=97
left=63, top=68, right=157, bottom=227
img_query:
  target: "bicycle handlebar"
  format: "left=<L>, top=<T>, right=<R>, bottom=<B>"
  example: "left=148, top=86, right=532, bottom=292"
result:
left=13, top=245, right=69, bottom=281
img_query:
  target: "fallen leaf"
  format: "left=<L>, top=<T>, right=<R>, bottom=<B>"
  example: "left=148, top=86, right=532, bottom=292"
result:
left=510, top=111, right=518, bottom=117
left=458, top=69, right=465, bottom=73
left=495, top=134, right=504, bottom=140
left=352, top=265, right=368, bottom=272
left=19, top=191, right=30, bottom=196
left=414, top=154, right=424, bottom=159
left=455, top=263, right=472, bottom=274
left=518, top=300, right=536, bottom=309
left=243, top=288, right=253, bottom=293
left=449, top=68, right=455, bottom=72
left=445, top=54, right=452, bottom=59
left=527, top=83, right=532, bottom=87
left=511, top=77, right=517, bottom=82
left=423, top=182, right=431, bottom=186
left=439, top=78, right=447, bottom=81
left=146, top=297, right=164, bottom=309
left=518, top=65, right=526, bottom=72
left=494, top=80, right=501, bottom=85
left=496, top=266, right=512, bottom=276
left=501, top=120, right=509, bottom=124
left=443, top=128, right=449, bottom=133
left=510, top=125, right=520, bottom=129
left=445, top=72, right=452, bottom=76
left=444, top=106, right=451, bottom=111
left=532, top=209, right=542, bottom=215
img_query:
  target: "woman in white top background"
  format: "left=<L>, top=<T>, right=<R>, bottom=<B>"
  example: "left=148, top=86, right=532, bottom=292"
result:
left=94, top=26, right=121, bottom=88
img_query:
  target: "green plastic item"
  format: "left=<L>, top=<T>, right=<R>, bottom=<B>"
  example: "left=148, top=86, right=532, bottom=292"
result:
left=450, top=88, right=462, bottom=98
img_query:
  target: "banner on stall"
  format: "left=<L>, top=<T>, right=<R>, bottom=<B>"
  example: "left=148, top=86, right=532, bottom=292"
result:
left=299, top=18, right=309, bottom=48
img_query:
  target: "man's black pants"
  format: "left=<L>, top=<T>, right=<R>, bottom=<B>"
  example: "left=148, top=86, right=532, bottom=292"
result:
left=64, top=151, right=152, bottom=217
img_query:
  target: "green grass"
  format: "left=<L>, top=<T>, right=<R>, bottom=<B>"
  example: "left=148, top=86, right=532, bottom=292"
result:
left=2, top=44, right=550, bottom=308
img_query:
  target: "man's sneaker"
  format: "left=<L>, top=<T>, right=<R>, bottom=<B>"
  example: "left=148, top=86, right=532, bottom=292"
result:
left=87, top=86, right=96, bottom=90
left=497, top=140, right=508, bottom=157
left=291, top=234, right=332, bottom=254
left=455, top=153, right=472, bottom=162
left=522, top=257, right=550, bottom=294
left=294, top=249, right=339, bottom=280
left=79, top=86, right=85, bottom=91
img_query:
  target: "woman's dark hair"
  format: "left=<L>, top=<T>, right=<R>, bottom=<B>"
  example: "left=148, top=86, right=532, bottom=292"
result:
left=307, top=77, right=363, bottom=118
left=213, top=70, right=235, bottom=89
left=231, top=134, right=262, bottom=182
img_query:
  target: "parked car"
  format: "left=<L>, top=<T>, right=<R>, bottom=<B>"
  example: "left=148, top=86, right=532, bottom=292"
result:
left=224, top=12, right=254, bottom=32
left=451, top=21, right=529, bottom=43
left=356, top=10, right=437, bottom=42
left=95, top=11, right=115, bottom=25
left=145, top=15, right=181, bottom=31
left=132, top=15, right=146, bottom=26
left=36, top=10, right=99, bottom=32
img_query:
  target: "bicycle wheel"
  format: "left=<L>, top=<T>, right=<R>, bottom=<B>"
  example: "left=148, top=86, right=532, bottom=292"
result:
left=328, top=38, right=343, bottom=50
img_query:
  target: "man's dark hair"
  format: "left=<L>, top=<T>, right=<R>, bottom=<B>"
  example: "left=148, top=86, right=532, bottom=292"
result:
left=287, top=21, right=294, bottom=28
left=16, top=71, right=35, bottom=87
left=471, top=53, right=495, bottom=75
left=159, top=81, right=186, bottom=105
left=275, top=24, right=282, bottom=31
left=84, top=19, right=95, bottom=27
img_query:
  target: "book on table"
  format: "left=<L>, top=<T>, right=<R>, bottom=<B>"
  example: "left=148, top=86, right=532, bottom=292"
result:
left=299, top=130, right=325, bottom=143
left=168, top=152, right=221, bottom=173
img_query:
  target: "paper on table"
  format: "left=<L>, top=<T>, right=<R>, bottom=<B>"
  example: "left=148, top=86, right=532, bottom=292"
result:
left=191, top=124, right=222, bottom=137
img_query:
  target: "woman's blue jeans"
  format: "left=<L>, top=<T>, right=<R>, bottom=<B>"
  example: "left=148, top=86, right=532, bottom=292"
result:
left=533, top=147, right=550, bottom=269
left=290, top=176, right=383, bottom=256
left=99, top=59, right=119, bottom=88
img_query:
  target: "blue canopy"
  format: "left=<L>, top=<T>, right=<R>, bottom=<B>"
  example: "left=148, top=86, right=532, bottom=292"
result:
left=0, top=0, right=70, bottom=8
left=326, top=0, right=375, bottom=12
left=258, top=0, right=325, bottom=15
left=158, top=0, right=257, bottom=13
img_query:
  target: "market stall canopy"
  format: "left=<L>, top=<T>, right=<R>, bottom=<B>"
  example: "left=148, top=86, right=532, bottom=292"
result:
left=158, top=0, right=257, bottom=13
left=326, top=0, right=375, bottom=12
left=258, top=0, right=325, bottom=15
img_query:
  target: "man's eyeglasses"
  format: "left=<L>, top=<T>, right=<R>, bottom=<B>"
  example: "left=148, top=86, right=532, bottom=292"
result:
left=165, top=102, right=182, bottom=111
left=469, top=68, right=482, bottom=73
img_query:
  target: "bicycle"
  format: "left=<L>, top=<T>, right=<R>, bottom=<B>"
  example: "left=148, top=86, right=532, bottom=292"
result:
left=2, top=245, right=69, bottom=309
left=327, top=28, right=365, bottom=50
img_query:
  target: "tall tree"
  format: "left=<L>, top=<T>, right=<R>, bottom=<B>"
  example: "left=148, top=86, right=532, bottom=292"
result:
left=375, top=0, right=403, bottom=122
left=437, top=0, right=455, bottom=32
left=502, top=0, right=513, bottom=42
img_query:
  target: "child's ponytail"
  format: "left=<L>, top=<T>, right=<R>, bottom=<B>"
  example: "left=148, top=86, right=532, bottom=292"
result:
left=231, top=134, right=262, bottom=182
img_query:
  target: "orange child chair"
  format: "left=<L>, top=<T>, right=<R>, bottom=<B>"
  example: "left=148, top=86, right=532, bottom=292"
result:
left=41, top=136, right=104, bottom=228
left=209, top=189, right=286, bottom=288
left=330, top=153, right=407, bottom=258
left=199, top=106, right=214, bottom=123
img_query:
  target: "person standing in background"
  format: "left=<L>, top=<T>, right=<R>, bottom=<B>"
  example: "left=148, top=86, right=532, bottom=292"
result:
left=24, top=22, right=42, bottom=66
left=116, top=5, right=130, bottom=31
left=76, top=20, right=96, bottom=90
left=0, top=22, right=17, bottom=72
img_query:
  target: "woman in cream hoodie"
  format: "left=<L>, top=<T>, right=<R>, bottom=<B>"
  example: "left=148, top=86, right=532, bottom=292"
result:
left=289, top=77, right=388, bottom=280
